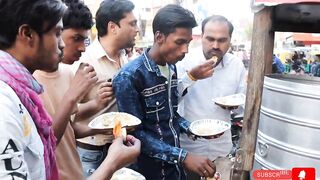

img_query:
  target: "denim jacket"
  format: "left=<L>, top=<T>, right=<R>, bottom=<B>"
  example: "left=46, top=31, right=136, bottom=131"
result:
left=113, top=49, right=190, bottom=180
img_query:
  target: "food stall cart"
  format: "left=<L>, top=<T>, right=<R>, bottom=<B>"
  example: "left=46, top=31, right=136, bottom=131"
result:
left=223, top=1, right=320, bottom=179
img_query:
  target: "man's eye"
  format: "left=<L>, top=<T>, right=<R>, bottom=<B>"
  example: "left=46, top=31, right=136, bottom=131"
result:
left=73, top=36, right=86, bottom=42
left=130, top=21, right=137, bottom=26
left=56, top=30, right=62, bottom=37
left=218, top=39, right=228, bottom=43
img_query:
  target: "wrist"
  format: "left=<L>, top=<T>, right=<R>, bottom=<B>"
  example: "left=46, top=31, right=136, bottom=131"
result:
left=187, top=71, right=197, bottom=81
left=103, top=157, right=118, bottom=174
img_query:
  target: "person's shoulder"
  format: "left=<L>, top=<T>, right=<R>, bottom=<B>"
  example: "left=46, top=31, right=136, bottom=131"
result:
left=121, top=55, right=144, bottom=73
left=0, top=81, right=18, bottom=102
left=225, top=53, right=243, bottom=63
left=0, top=81, right=23, bottom=120
left=114, top=55, right=144, bottom=81
left=59, top=63, right=73, bottom=73
left=224, top=53, right=246, bottom=70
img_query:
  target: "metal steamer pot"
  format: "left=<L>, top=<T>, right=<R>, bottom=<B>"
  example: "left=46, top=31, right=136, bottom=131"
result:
left=253, top=74, right=320, bottom=179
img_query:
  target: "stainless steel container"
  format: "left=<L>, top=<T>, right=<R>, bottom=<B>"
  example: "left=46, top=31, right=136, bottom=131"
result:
left=253, top=74, right=320, bottom=179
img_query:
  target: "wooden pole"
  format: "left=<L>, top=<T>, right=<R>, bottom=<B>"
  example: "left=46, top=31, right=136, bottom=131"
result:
left=231, top=6, right=275, bottom=179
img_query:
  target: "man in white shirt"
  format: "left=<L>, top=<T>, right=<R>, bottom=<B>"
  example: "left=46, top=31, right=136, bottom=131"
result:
left=177, top=15, right=247, bottom=179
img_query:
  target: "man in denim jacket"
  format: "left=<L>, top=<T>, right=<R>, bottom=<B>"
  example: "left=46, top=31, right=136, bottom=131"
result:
left=113, top=4, right=216, bottom=180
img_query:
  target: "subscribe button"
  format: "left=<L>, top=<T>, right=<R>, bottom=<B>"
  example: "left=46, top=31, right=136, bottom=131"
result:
left=253, top=168, right=316, bottom=180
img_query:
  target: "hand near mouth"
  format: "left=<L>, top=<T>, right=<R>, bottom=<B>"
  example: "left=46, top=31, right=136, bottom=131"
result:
left=209, top=56, right=218, bottom=64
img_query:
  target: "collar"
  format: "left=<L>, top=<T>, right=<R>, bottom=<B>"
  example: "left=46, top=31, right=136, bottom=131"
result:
left=90, top=38, right=107, bottom=60
left=0, top=50, right=43, bottom=94
left=142, top=48, right=175, bottom=77
left=90, top=38, right=126, bottom=63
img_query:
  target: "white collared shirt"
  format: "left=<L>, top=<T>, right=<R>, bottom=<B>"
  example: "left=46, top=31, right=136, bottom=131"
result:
left=177, top=47, right=247, bottom=160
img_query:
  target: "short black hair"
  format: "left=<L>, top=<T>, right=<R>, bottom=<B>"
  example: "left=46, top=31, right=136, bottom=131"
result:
left=0, top=0, right=66, bottom=49
left=95, top=0, right=135, bottom=37
left=62, top=0, right=93, bottom=30
left=152, top=4, right=197, bottom=36
left=201, top=15, right=234, bottom=37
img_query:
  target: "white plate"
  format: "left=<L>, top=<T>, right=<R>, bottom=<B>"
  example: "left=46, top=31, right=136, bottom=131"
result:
left=189, top=119, right=231, bottom=137
left=111, top=167, right=145, bottom=180
left=213, top=93, right=246, bottom=107
left=88, top=112, right=141, bottom=130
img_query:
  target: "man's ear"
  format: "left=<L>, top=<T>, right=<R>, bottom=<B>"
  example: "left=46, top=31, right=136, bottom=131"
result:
left=108, top=21, right=118, bottom=35
left=17, top=24, right=36, bottom=46
left=154, top=31, right=165, bottom=44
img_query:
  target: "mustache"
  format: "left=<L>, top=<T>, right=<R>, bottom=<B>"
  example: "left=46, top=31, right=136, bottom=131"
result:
left=209, top=49, right=222, bottom=54
left=59, top=52, right=64, bottom=60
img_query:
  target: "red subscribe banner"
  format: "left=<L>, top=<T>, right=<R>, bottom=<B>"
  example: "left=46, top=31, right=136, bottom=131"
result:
left=253, top=168, right=316, bottom=180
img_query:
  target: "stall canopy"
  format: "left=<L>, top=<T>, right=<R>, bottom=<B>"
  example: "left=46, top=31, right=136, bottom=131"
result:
left=252, top=0, right=320, bottom=33
left=292, top=33, right=320, bottom=45
left=254, top=0, right=320, bottom=6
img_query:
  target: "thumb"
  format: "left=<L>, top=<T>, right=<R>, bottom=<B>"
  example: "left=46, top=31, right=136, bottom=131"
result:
left=113, top=136, right=125, bottom=144
left=204, top=59, right=215, bottom=66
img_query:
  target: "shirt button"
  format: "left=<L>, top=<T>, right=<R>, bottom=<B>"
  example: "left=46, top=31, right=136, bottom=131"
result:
left=156, top=101, right=159, bottom=105
left=174, top=160, right=178, bottom=164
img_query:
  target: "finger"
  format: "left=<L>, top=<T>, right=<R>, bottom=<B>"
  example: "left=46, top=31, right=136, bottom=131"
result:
left=98, top=87, right=113, bottom=94
left=98, top=82, right=108, bottom=88
left=206, top=69, right=214, bottom=76
left=131, top=138, right=141, bottom=149
left=204, top=59, right=215, bottom=66
left=85, top=65, right=95, bottom=72
left=198, top=168, right=206, bottom=177
left=100, top=96, right=114, bottom=104
left=202, top=62, right=215, bottom=70
left=106, top=81, right=113, bottom=87
left=126, top=135, right=135, bottom=142
left=99, top=94, right=114, bottom=101
left=79, top=62, right=89, bottom=70
left=125, top=140, right=133, bottom=146
left=127, top=135, right=140, bottom=146
left=91, top=76, right=98, bottom=83
left=205, top=160, right=216, bottom=177
left=88, top=71, right=97, bottom=78
left=207, top=159, right=215, bottom=170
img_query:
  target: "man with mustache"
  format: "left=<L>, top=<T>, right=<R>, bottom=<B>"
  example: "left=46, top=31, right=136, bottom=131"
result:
left=113, top=4, right=216, bottom=180
left=176, top=15, right=247, bottom=179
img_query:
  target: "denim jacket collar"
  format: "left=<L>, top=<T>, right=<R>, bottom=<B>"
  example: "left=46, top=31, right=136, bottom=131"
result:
left=143, top=48, right=176, bottom=77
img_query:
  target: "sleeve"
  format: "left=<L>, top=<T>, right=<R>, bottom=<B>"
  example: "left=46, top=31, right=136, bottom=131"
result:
left=176, top=61, right=196, bottom=100
left=113, top=73, right=188, bottom=164
left=175, top=112, right=190, bottom=134
left=0, top=95, right=30, bottom=179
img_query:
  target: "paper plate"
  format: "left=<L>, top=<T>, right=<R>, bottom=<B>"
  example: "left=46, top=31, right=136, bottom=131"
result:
left=88, top=112, right=141, bottom=130
left=111, top=167, right=145, bottom=180
left=189, top=119, right=231, bottom=137
left=213, top=93, right=246, bottom=107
